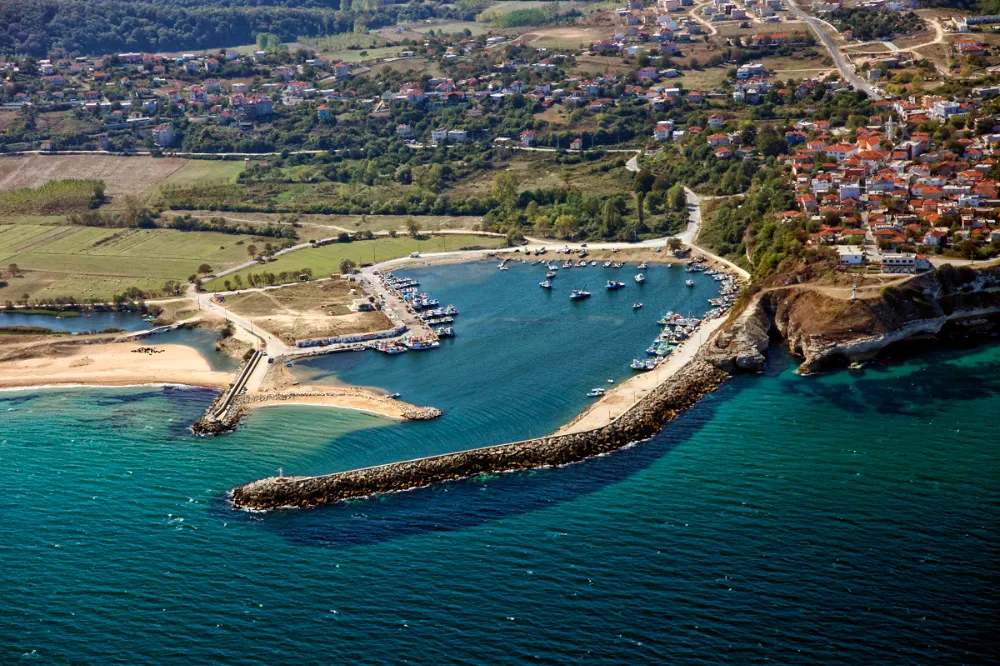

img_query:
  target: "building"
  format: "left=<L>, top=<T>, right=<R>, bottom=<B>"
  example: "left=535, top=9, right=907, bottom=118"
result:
left=521, top=129, right=537, bottom=147
left=836, top=246, right=864, bottom=265
left=881, top=252, right=917, bottom=274
left=570, top=137, right=583, bottom=151
left=153, top=124, right=175, bottom=147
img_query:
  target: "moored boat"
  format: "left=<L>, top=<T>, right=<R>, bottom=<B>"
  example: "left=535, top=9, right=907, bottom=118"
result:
left=606, top=280, right=626, bottom=290
left=539, top=279, right=553, bottom=289
left=634, top=273, right=645, bottom=283
left=685, top=279, right=695, bottom=287
left=569, top=289, right=591, bottom=300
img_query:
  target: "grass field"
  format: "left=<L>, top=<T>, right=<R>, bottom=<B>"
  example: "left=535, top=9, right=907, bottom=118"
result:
left=158, top=160, right=247, bottom=189
left=410, top=21, right=491, bottom=36
left=450, top=153, right=631, bottom=199
left=0, top=224, right=267, bottom=302
left=203, top=234, right=507, bottom=291
left=0, top=155, right=190, bottom=202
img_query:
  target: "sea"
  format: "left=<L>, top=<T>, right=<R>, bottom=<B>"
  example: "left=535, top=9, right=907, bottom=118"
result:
left=1, top=261, right=997, bottom=664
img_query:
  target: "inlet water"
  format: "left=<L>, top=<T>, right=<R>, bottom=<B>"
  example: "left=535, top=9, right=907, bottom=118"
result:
left=1, top=261, right=996, bottom=664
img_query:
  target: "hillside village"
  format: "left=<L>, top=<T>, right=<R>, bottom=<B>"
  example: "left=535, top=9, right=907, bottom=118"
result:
left=3, top=0, right=1000, bottom=271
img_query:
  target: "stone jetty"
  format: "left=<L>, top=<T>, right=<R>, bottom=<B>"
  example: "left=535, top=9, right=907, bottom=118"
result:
left=230, top=350, right=731, bottom=510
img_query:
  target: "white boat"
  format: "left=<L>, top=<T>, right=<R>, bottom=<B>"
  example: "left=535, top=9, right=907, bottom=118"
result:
left=634, top=273, right=645, bottom=283
left=539, top=279, right=552, bottom=289
left=569, top=289, right=591, bottom=300
left=637, top=262, right=648, bottom=269
left=546, top=270, right=556, bottom=278
left=603, top=261, right=612, bottom=267
left=685, top=279, right=695, bottom=287
left=606, top=280, right=626, bottom=290
left=633, top=302, right=643, bottom=309
left=586, top=388, right=606, bottom=397
left=590, top=261, right=597, bottom=266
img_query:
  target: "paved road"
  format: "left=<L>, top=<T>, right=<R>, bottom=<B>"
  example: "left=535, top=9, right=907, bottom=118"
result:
left=784, top=0, right=882, bottom=100
left=680, top=187, right=752, bottom=280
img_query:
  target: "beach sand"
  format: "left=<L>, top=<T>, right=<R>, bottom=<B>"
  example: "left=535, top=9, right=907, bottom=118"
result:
left=0, top=341, right=234, bottom=390
left=245, top=389, right=413, bottom=420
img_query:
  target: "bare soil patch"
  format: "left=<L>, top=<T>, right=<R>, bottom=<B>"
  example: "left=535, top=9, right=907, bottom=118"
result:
left=0, top=155, right=189, bottom=199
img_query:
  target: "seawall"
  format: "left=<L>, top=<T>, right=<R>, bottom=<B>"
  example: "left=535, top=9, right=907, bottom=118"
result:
left=231, top=352, right=732, bottom=510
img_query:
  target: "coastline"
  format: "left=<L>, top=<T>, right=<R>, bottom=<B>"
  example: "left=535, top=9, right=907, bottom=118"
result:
left=0, top=341, right=234, bottom=391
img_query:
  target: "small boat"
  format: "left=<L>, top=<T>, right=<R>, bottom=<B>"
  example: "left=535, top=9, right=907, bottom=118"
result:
left=547, top=263, right=559, bottom=271
left=498, top=265, right=508, bottom=271
left=590, top=261, right=597, bottom=266
left=389, top=392, right=401, bottom=399
left=284, top=362, right=294, bottom=367
left=404, top=336, right=440, bottom=350
left=634, top=273, right=645, bottom=283
left=606, top=280, right=626, bottom=290
left=633, top=302, right=643, bottom=309
left=603, top=261, right=612, bottom=267
left=569, top=289, right=591, bottom=300
left=849, top=361, right=864, bottom=370
left=539, top=279, right=552, bottom=289
left=637, top=262, right=648, bottom=269
left=607, top=378, right=614, bottom=383
left=435, top=326, right=455, bottom=338
left=586, top=388, right=606, bottom=397
left=562, top=261, right=573, bottom=269
left=545, top=271, right=556, bottom=279
left=685, top=279, right=695, bottom=287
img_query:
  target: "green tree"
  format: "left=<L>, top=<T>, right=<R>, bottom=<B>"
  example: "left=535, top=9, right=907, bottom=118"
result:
left=247, top=244, right=258, bottom=259
left=406, top=218, right=422, bottom=238
left=339, top=258, right=357, bottom=274
left=197, top=263, right=212, bottom=274
left=492, top=171, right=520, bottom=212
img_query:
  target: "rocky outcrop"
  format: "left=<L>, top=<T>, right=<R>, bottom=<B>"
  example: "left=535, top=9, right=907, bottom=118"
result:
left=703, top=294, right=770, bottom=372
left=231, top=356, right=729, bottom=510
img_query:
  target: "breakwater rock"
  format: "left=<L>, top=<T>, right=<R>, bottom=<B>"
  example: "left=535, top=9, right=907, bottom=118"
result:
left=231, top=356, right=729, bottom=510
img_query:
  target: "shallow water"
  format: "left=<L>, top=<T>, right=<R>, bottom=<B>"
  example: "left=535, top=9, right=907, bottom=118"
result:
left=1, top=262, right=997, bottom=664
left=0, top=310, right=151, bottom=333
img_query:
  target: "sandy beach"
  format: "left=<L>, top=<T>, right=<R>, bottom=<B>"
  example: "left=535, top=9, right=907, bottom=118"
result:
left=556, top=315, right=729, bottom=435
left=0, top=341, right=234, bottom=391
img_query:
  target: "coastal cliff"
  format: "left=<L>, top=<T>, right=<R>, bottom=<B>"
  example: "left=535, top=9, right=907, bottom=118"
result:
left=706, top=264, right=1000, bottom=375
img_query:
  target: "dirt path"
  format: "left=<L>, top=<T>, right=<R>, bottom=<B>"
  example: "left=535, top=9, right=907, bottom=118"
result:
left=688, top=0, right=718, bottom=36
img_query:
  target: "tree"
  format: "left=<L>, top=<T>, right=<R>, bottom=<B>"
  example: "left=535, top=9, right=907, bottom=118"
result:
left=224, top=280, right=232, bottom=291
left=247, top=244, right=258, bottom=259
left=406, top=218, right=422, bottom=238
left=667, top=237, right=683, bottom=252
left=7, top=263, right=19, bottom=278
left=197, top=263, right=212, bottom=274
left=602, top=200, right=622, bottom=237
left=339, top=258, right=357, bottom=275
left=667, top=184, right=686, bottom=212
left=554, top=214, right=579, bottom=239
left=492, top=171, right=520, bottom=212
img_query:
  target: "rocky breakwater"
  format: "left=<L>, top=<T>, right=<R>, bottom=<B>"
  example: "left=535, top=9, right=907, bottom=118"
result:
left=231, top=355, right=732, bottom=511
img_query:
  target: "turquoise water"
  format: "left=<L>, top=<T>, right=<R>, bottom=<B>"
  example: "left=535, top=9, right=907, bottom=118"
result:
left=0, top=311, right=151, bottom=333
left=2, top=263, right=997, bottom=663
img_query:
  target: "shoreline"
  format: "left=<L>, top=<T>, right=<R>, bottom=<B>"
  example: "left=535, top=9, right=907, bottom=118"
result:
left=0, top=381, right=217, bottom=393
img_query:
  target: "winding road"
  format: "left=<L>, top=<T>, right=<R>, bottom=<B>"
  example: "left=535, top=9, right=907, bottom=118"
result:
left=784, top=0, right=882, bottom=100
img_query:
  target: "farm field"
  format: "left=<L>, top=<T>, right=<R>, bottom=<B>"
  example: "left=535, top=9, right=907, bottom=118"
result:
left=203, top=234, right=507, bottom=291
left=223, top=280, right=393, bottom=344
left=520, top=25, right=614, bottom=49
left=408, top=21, right=491, bottom=36
left=0, top=155, right=189, bottom=199
left=166, top=211, right=485, bottom=235
left=0, top=224, right=266, bottom=302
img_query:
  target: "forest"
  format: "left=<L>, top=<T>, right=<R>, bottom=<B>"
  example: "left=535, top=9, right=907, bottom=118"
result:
left=0, top=0, right=443, bottom=56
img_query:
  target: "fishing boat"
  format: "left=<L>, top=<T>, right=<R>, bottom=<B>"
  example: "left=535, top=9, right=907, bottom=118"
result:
left=539, top=279, right=553, bottom=289
left=547, top=263, right=559, bottom=271
left=590, top=261, right=597, bottom=266
left=576, top=260, right=587, bottom=267
left=612, top=262, right=624, bottom=269
left=373, top=341, right=407, bottom=354
left=606, top=280, right=626, bottom=290
left=603, top=261, right=612, bottom=267
left=389, top=392, right=402, bottom=399
left=633, top=302, right=643, bottom=309
left=631, top=358, right=657, bottom=371
left=586, top=388, right=606, bottom=397
left=562, top=261, right=573, bottom=269
left=435, top=326, right=455, bottom=338
left=569, top=289, right=591, bottom=300
left=404, top=336, right=440, bottom=350
left=634, top=273, right=645, bottom=283
left=545, top=271, right=556, bottom=279
left=685, top=279, right=695, bottom=287
left=637, top=262, right=648, bottom=269
left=443, top=305, right=459, bottom=315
